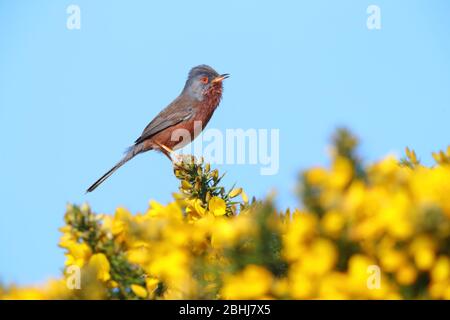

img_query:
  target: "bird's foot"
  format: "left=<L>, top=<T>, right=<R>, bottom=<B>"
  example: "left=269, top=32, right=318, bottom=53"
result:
left=155, top=142, right=182, bottom=164
left=170, top=152, right=182, bottom=164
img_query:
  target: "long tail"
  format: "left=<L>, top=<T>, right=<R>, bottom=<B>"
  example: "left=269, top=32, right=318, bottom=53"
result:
left=86, top=145, right=143, bottom=193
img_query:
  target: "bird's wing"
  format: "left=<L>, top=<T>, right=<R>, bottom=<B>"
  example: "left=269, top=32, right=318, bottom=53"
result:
left=135, top=97, right=195, bottom=144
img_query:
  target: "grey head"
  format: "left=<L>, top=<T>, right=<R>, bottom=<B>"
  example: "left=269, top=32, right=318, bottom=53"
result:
left=182, top=65, right=229, bottom=100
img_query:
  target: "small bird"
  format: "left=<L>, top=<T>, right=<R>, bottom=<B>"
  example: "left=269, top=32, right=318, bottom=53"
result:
left=86, top=65, right=229, bottom=192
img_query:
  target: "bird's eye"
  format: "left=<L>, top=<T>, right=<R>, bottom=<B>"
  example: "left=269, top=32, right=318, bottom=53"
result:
left=200, top=76, right=209, bottom=84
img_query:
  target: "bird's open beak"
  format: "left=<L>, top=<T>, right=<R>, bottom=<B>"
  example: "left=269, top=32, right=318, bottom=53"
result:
left=212, top=73, right=230, bottom=83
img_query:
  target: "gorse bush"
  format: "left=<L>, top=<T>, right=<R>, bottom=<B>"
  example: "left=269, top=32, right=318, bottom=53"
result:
left=1, top=129, right=449, bottom=300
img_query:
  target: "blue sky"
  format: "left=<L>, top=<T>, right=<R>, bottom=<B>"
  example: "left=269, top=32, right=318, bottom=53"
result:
left=1, top=1, right=449, bottom=284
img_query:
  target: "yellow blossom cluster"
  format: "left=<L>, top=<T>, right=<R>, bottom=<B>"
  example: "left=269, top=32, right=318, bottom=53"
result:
left=1, top=130, right=449, bottom=300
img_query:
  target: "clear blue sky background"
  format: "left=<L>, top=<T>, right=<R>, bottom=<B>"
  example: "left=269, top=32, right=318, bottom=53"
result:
left=1, top=1, right=449, bottom=284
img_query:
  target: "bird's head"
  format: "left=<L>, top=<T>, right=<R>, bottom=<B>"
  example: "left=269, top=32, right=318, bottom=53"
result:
left=183, top=65, right=229, bottom=100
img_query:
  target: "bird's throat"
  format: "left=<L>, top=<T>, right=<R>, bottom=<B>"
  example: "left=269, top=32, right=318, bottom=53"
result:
left=202, top=83, right=223, bottom=112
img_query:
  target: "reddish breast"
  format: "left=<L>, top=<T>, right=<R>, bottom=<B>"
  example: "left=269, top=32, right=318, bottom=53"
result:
left=146, top=82, right=223, bottom=150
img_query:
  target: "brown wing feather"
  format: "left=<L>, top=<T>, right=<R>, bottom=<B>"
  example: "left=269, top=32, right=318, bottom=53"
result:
left=135, top=95, right=195, bottom=144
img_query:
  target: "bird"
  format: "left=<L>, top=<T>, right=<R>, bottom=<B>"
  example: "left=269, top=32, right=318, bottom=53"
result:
left=86, top=65, right=229, bottom=193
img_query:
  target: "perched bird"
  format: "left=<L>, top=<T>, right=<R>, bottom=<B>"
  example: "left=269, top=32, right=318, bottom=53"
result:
left=86, top=65, right=229, bottom=192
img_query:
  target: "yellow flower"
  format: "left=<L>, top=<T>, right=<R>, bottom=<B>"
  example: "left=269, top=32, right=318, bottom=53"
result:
left=300, top=239, right=337, bottom=276
left=126, top=247, right=149, bottom=265
left=58, top=226, right=71, bottom=233
left=329, top=157, right=353, bottom=189
left=209, top=196, right=226, bottom=216
left=411, top=236, right=436, bottom=271
left=131, top=284, right=148, bottom=299
left=396, top=264, right=417, bottom=285
left=283, top=212, right=317, bottom=261
left=181, top=180, right=193, bottom=190
left=305, top=167, right=328, bottom=185
left=7, top=148, right=450, bottom=301
left=145, top=277, right=160, bottom=296
left=64, top=242, right=92, bottom=267
left=229, top=188, right=242, bottom=198
left=347, top=255, right=377, bottom=293
left=211, top=219, right=238, bottom=247
left=241, top=190, right=249, bottom=203
left=111, top=207, right=131, bottom=236
left=318, top=272, right=349, bottom=300
left=289, top=267, right=314, bottom=299
left=88, top=253, right=111, bottom=282
left=379, top=249, right=406, bottom=272
left=429, top=281, right=450, bottom=299
left=186, top=199, right=207, bottom=220
left=211, top=215, right=255, bottom=248
left=146, top=200, right=165, bottom=217
left=59, top=232, right=75, bottom=249
left=321, top=210, right=344, bottom=238
left=221, top=265, right=273, bottom=299
left=146, top=249, right=189, bottom=283
left=431, top=256, right=449, bottom=282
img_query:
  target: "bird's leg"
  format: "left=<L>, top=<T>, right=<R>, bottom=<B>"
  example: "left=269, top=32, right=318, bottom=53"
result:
left=154, top=142, right=182, bottom=163
left=154, top=142, right=172, bottom=160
